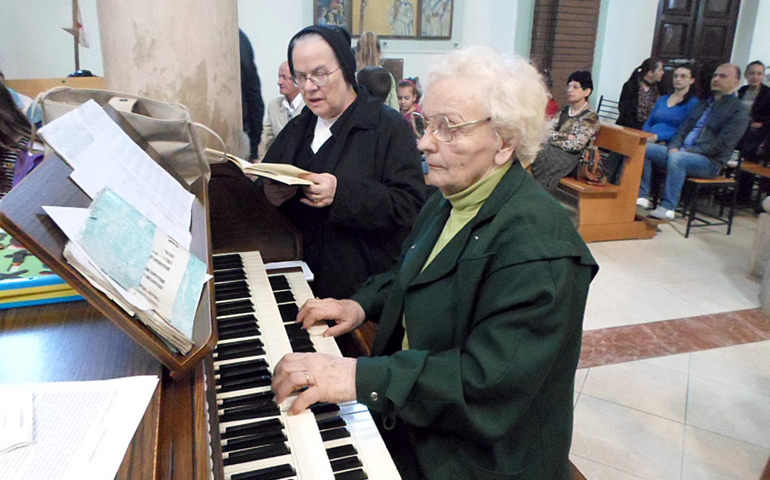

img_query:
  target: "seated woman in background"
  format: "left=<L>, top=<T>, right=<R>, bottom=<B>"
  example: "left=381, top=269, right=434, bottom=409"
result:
left=531, top=70, right=600, bottom=192
left=738, top=61, right=770, bottom=160
left=396, top=77, right=422, bottom=122
left=643, top=64, right=700, bottom=143
left=0, top=81, right=32, bottom=198
left=617, top=58, right=665, bottom=130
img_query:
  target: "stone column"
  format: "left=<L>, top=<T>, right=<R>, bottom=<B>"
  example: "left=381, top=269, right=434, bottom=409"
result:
left=96, top=0, right=245, bottom=156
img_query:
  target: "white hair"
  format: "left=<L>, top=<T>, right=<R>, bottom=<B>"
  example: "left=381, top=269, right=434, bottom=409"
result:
left=425, top=46, right=548, bottom=166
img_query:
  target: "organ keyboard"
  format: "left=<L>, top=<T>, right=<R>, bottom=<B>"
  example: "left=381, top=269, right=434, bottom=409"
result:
left=208, top=251, right=400, bottom=480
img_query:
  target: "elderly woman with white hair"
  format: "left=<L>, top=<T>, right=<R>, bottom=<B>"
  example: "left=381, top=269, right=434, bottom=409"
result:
left=272, top=46, right=597, bottom=480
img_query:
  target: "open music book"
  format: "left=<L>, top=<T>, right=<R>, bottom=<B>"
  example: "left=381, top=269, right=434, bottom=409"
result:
left=31, top=100, right=214, bottom=355
left=45, top=189, right=209, bottom=354
left=207, top=149, right=313, bottom=186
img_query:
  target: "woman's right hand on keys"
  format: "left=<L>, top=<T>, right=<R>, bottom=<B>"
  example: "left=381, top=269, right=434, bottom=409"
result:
left=297, top=298, right=366, bottom=337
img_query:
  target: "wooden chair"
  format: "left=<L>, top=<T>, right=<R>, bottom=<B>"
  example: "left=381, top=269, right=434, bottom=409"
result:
left=596, top=95, right=620, bottom=123
left=679, top=175, right=737, bottom=237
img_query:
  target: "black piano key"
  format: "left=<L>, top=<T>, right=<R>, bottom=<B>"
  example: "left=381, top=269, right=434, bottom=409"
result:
left=231, top=464, right=296, bottom=480
left=216, top=287, right=252, bottom=301
left=330, top=456, right=363, bottom=472
left=277, top=303, right=298, bottom=322
left=316, top=416, right=346, bottom=431
left=273, top=290, right=295, bottom=304
left=320, top=427, right=351, bottom=442
left=223, top=443, right=290, bottom=466
left=218, top=314, right=260, bottom=328
left=216, top=346, right=265, bottom=362
left=287, top=337, right=313, bottom=349
left=214, top=269, right=247, bottom=282
left=222, top=430, right=287, bottom=452
left=310, top=402, right=341, bottom=415
left=335, top=469, right=368, bottom=480
left=216, top=364, right=269, bottom=384
left=291, top=344, right=316, bottom=353
left=216, top=299, right=255, bottom=316
left=268, top=275, right=290, bottom=290
left=217, top=358, right=268, bottom=376
left=213, top=254, right=243, bottom=270
left=215, top=279, right=249, bottom=291
left=219, top=390, right=274, bottom=409
left=220, top=403, right=281, bottom=423
left=222, top=418, right=283, bottom=439
left=283, top=323, right=306, bottom=336
left=326, top=444, right=359, bottom=460
left=216, top=373, right=272, bottom=393
left=218, top=324, right=260, bottom=340
left=215, top=338, right=264, bottom=360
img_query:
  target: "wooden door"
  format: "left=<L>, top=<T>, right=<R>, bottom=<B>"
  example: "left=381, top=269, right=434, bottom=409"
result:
left=652, top=0, right=741, bottom=66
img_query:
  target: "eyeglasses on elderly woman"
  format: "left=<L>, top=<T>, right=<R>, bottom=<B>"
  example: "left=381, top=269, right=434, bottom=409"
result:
left=292, top=65, right=341, bottom=87
left=410, top=112, right=492, bottom=143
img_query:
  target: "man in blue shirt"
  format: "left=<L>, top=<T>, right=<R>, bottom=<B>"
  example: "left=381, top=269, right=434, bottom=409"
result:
left=638, top=64, right=750, bottom=220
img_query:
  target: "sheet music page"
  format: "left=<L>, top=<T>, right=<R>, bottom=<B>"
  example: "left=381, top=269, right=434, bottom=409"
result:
left=0, top=376, right=158, bottom=480
left=38, top=101, right=194, bottom=248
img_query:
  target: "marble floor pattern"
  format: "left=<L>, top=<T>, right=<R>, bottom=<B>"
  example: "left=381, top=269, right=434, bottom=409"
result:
left=571, top=211, right=770, bottom=480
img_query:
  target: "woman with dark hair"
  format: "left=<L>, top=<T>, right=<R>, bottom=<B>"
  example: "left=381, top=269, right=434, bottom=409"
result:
left=643, top=64, right=701, bottom=143
left=738, top=60, right=770, bottom=159
left=531, top=70, right=600, bottom=192
left=0, top=81, right=31, bottom=198
left=617, top=58, right=665, bottom=129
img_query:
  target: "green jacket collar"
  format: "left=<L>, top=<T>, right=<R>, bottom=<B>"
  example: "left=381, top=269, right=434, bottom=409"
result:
left=400, top=161, right=528, bottom=287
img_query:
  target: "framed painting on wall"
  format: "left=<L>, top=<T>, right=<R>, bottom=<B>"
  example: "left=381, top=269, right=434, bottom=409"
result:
left=419, top=0, right=453, bottom=38
left=314, top=0, right=453, bottom=40
left=315, top=0, right=354, bottom=31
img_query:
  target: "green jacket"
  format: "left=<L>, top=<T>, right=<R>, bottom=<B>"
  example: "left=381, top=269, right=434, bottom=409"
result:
left=352, top=162, right=598, bottom=479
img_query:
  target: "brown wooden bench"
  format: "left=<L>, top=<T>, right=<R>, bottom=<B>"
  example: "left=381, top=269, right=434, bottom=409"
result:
left=557, top=124, right=658, bottom=242
left=4, top=76, right=107, bottom=98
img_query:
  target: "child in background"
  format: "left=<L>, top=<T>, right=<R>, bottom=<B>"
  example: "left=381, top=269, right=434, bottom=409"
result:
left=397, top=77, right=422, bottom=122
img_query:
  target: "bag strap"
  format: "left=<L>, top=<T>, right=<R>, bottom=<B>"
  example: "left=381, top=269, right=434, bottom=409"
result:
left=191, top=122, right=227, bottom=164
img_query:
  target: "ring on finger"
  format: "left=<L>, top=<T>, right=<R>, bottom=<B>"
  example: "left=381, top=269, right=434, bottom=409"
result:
left=302, top=370, right=310, bottom=389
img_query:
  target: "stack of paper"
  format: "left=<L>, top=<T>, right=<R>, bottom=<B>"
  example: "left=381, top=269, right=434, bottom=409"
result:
left=48, top=189, right=208, bottom=354
left=0, top=377, right=158, bottom=480
left=38, top=101, right=209, bottom=355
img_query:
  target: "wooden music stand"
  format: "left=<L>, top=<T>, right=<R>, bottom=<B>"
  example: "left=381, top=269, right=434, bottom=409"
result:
left=0, top=108, right=216, bottom=377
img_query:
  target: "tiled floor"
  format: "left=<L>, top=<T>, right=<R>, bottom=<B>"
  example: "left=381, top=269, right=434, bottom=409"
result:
left=571, top=211, right=770, bottom=480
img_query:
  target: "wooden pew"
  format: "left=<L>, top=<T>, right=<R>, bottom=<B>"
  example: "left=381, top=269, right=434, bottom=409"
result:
left=4, top=76, right=107, bottom=98
left=557, top=124, right=657, bottom=242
